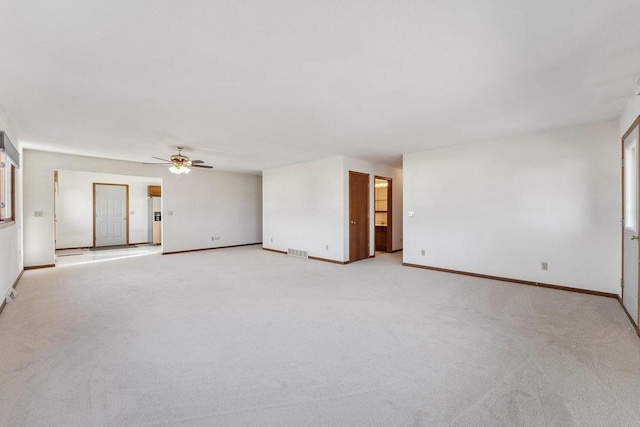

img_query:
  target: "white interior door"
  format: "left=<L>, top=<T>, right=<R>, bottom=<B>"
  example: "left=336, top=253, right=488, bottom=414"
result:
left=623, top=123, right=639, bottom=326
left=94, top=184, right=128, bottom=247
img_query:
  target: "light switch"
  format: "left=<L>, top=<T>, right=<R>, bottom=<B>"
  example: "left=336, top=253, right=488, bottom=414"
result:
left=34, top=211, right=43, bottom=217
left=408, top=211, right=415, bottom=217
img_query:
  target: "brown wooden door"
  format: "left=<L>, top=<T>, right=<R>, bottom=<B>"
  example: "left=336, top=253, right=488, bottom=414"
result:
left=349, top=171, right=369, bottom=262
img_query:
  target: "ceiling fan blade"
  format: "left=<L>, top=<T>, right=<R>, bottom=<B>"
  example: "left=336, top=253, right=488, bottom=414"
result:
left=191, top=164, right=213, bottom=169
left=191, top=160, right=204, bottom=164
left=143, top=162, right=173, bottom=165
left=152, top=156, right=170, bottom=162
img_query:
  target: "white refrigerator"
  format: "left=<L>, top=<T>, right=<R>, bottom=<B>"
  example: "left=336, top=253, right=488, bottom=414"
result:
left=148, top=196, right=162, bottom=245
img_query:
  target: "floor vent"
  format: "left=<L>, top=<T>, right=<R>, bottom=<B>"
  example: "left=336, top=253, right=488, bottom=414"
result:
left=287, top=248, right=309, bottom=258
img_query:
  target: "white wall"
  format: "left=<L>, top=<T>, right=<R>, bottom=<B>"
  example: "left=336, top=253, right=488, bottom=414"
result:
left=403, top=120, right=620, bottom=295
left=619, top=92, right=640, bottom=137
left=164, top=169, right=262, bottom=253
left=0, top=109, right=23, bottom=299
left=55, top=170, right=161, bottom=248
left=263, top=156, right=345, bottom=261
left=262, top=155, right=403, bottom=263
left=23, top=150, right=262, bottom=266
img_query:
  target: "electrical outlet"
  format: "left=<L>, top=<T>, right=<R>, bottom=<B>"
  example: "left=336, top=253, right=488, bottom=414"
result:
left=130, top=211, right=134, bottom=215
left=167, top=210, right=173, bottom=216
left=421, top=249, right=425, bottom=256
left=325, top=245, right=329, bottom=250
left=211, top=236, right=215, bottom=241
left=541, top=262, right=548, bottom=271
left=270, top=238, right=273, bottom=243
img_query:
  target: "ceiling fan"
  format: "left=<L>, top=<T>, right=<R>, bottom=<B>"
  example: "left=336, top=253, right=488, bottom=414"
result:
left=145, top=147, right=213, bottom=176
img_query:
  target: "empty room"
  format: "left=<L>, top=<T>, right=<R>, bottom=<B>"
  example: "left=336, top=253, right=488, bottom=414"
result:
left=1, top=1, right=640, bottom=426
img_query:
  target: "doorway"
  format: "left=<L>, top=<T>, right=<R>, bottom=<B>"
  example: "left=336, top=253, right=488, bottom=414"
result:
left=349, top=171, right=369, bottom=262
left=374, top=177, right=392, bottom=253
left=93, top=183, right=129, bottom=247
left=622, top=117, right=640, bottom=334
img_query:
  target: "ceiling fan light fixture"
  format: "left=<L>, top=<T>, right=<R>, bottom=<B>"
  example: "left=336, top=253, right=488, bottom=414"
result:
left=147, top=146, right=211, bottom=176
left=169, top=164, right=190, bottom=175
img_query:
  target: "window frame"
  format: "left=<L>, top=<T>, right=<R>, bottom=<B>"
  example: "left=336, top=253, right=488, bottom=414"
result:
left=0, top=152, right=16, bottom=227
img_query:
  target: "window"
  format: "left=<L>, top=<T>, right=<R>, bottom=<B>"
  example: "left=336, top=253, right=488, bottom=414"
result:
left=0, top=151, right=15, bottom=222
left=625, top=137, right=638, bottom=231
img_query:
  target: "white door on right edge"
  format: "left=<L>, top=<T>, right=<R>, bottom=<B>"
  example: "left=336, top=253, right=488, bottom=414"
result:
left=623, top=122, right=639, bottom=326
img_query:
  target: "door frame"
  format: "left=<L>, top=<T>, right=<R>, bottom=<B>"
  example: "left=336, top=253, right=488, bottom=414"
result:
left=93, top=183, right=130, bottom=248
left=53, top=170, right=58, bottom=247
left=349, top=171, right=370, bottom=263
left=374, top=176, right=393, bottom=253
left=621, top=115, right=640, bottom=335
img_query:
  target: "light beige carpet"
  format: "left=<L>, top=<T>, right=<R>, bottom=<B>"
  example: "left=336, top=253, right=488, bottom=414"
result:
left=0, top=246, right=639, bottom=426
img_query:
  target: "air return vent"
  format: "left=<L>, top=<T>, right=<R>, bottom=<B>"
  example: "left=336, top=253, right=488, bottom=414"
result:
left=287, top=248, right=309, bottom=258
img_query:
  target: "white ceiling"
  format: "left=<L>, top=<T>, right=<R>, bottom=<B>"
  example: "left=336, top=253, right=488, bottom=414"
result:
left=0, top=0, right=638, bottom=173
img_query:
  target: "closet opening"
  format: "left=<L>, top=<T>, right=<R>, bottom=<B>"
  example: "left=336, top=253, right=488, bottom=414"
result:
left=374, top=176, right=392, bottom=253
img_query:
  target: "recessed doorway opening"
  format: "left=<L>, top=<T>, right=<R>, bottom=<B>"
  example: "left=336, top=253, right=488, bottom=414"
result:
left=374, top=176, right=392, bottom=253
left=53, top=170, right=162, bottom=265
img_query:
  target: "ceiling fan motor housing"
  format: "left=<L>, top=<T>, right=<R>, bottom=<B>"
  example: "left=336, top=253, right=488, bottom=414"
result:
left=170, top=153, right=191, bottom=167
